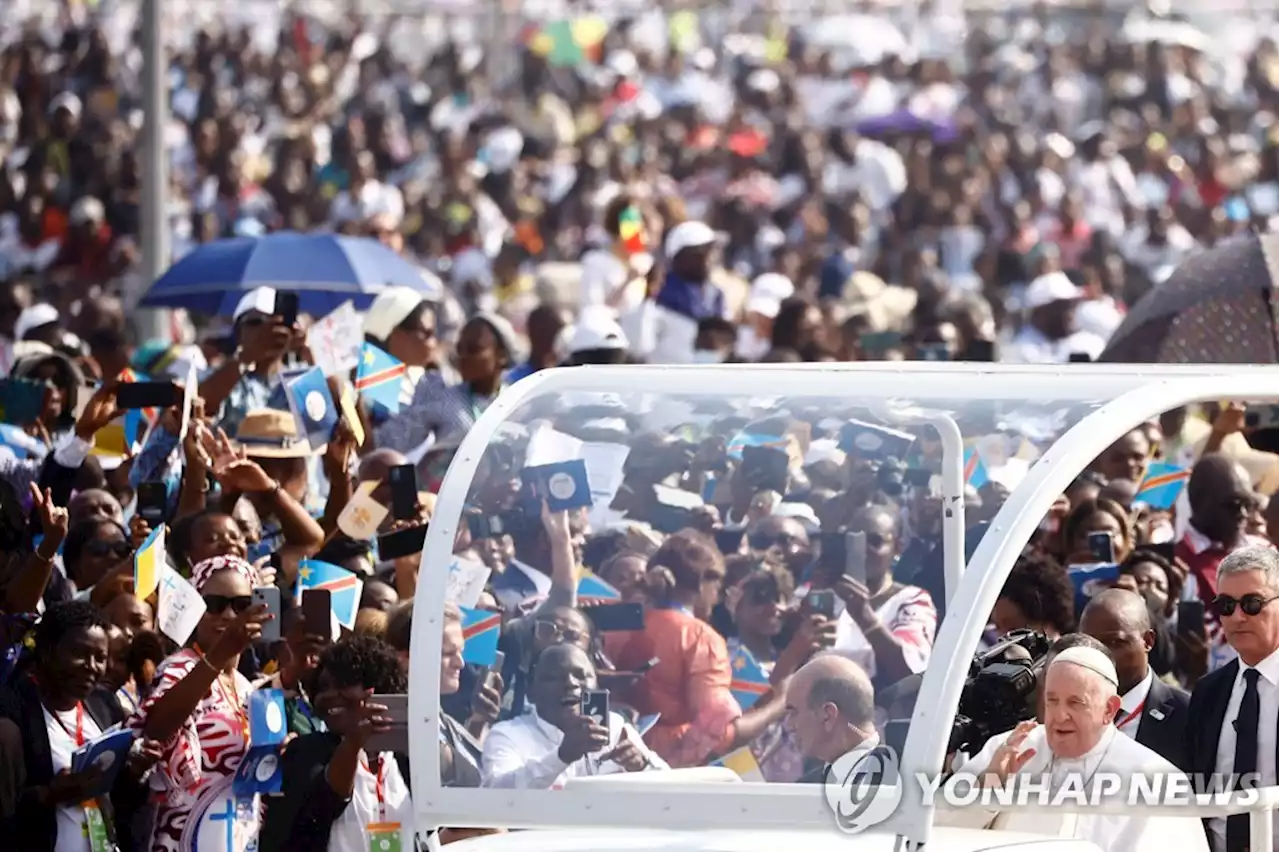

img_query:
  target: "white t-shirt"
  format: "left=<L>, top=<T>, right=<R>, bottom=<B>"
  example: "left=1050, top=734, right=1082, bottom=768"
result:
left=328, top=752, right=414, bottom=852
left=43, top=703, right=103, bottom=852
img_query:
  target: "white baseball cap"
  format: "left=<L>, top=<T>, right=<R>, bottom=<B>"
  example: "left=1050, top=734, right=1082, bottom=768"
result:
left=14, top=304, right=59, bottom=341
left=364, top=286, right=428, bottom=343
left=1022, top=272, right=1084, bottom=312
left=233, top=287, right=277, bottom=322
left=568, top=307, right=629, bottom=353
left=664, top=221, right=718, bottom=261
left=746, top=273, right=795, bottom=319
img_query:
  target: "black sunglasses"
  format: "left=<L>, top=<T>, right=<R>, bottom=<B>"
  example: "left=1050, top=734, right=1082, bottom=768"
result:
left=1211, top=594, right=1279, bottom=618
left=534, top=620, right=586, bottom=645
left=748, top=532, right=802, bottom=550
left=203, top=594, right=254, bottom=615
left=86, top=540, right=133, bottom=558
left=865, top=532, right=889, bottom=549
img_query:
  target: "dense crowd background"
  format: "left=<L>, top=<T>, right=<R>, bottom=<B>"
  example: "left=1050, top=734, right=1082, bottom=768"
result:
left=0, top=1, right=1277, bottom=851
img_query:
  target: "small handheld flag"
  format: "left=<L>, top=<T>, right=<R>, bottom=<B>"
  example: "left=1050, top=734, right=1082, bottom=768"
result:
left=249, top=689, right=288, bottom=746
left=295, top=560, right=363, bottom=630
left=712, top=746, right=765, bottom=782
left=284, top=367, right=337, bottom=451
left=336, top=479, right=388, bottom=541
left=134, top=525, right=165, bottom=601
left=726, top=432, right=789, bottom=461
left=355, top=343, right=406, bottom=416
left=963, top=447, right=990, bottom=490
left=618, top=205, right=647, bottom=254
left=729, top=644, right=770, bottom=711
left=460, top=606, right=501, bottom=666
left=576, top=572, right=622, bottom=605
left=1135, top=461, right=1190, bottom=511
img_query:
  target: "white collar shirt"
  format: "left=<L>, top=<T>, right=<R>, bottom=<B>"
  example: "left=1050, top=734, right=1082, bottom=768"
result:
left=480, top=710, right=667, bottom=790
left=1210, top=647, right=1280, bottom=852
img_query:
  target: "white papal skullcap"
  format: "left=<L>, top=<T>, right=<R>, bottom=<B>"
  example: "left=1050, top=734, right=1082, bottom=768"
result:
left=1050, top=646, right=1119, bottom=688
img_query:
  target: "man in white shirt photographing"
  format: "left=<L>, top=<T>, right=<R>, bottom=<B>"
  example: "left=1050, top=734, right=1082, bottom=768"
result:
left=480, top=644, right=667, bottom=789
left=943, top=646, right=1208, bottom=852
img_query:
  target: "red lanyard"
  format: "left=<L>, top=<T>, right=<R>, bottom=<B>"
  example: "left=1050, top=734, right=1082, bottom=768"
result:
left=51, top=702, right=85, bottom=747
left=1116, top=700, right=1145, bottom=730
left=360, top=755, right=388, bottom=822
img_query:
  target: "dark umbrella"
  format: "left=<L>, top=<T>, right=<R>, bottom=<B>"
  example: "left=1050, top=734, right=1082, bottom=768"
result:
left=1098, top=231, right=1279, bottom=364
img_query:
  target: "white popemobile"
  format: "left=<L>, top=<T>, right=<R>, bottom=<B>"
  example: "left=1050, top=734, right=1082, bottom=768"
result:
left=406, top=363, right=1280, bottom=852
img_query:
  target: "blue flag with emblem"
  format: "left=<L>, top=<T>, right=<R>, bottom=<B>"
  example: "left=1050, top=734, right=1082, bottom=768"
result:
left=295, top=559, right=363, bottom=630
left=284, top=366, right=337, bottom=451
left=729, top=644, right=770, bottom=711
left=1135, top=461, right=1190, bottom=510
left=355, top=343, right=406, bottom=415
left=1067, top=562, right=1120, bottom=615
left=460, top=606, right=501, bottom=666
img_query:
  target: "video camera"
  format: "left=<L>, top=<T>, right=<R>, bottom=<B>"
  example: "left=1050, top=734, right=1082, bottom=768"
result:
left=947, top=629, right=1050, bottom=756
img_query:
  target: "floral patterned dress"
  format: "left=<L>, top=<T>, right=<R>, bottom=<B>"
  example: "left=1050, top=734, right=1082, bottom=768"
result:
left=127, top=648, right=261, bottom=852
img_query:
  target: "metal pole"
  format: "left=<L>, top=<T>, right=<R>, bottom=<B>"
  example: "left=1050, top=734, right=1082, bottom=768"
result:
left=137, top=0, right=171, bottom=343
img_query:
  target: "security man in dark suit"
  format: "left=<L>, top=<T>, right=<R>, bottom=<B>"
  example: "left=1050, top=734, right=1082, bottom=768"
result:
left=1080, top=588, right=1191, bottom=770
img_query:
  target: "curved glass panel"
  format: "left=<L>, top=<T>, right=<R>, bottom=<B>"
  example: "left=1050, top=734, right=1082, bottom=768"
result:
left=412, top=363, right=1276, bottom=835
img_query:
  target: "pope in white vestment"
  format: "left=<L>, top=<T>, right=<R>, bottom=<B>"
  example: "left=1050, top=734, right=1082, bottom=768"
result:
left=938, top=647, right=1210, bottom=852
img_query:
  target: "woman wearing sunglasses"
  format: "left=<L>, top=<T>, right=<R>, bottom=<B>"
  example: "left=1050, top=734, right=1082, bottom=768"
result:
left=63, top=518, right=133, bottom=596
left=126, top=555, right=273, bottom=852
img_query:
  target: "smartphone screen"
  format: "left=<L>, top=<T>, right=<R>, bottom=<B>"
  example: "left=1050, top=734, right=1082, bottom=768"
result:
left=1087, top=531, right=1116, bottom=563
left=274, top=291, right=299, bottom=327
left=1177, top=600, right=1206, bottom=637
left=389, top=464, right=418, bottom=520
left=904, top=467, right=933, bottom=487
left=252, top=587, right=282, bottom=643
left=117, top=382, right=181, bottom=410
left=377, top=524, right=428, bottom=560
left=473, top=650, right=506, bottom=698
left=1148, top=542, right=1176, bottom=562
left=583, top=602, right=645, bottom=633
left=580, top=689, right=609, bottom=726
left=845, top=531, right=867, bottom=584
left=807, top=589, right=837, bottom=619
left=301, top=589, right=331, bottom=636
left=365, top=693, right=408, bottom=753
left=136, top=481, right=168, bottom=526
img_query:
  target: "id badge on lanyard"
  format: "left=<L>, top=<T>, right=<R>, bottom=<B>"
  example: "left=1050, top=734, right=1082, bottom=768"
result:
left=367, top=756, right=402, bottom=852
left=82, top=800, right=113, bottom=852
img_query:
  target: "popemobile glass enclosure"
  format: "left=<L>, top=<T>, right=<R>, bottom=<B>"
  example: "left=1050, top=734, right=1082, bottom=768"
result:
left=407, top=363, right=1279, bottom=849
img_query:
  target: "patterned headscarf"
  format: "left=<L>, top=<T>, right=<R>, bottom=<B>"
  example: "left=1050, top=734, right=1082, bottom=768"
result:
left=190, top=554, right=256, bottom=592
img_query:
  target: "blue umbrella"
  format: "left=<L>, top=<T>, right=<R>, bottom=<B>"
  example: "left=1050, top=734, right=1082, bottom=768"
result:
left=138, top=231, right=430, bottom=316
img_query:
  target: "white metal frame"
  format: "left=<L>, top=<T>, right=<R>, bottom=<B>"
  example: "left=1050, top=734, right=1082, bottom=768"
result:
left=408, top=363, right=1279, bottom=841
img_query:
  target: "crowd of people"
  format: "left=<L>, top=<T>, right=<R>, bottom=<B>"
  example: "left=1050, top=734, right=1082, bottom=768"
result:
left=0, top=1, right=1277, bottom=852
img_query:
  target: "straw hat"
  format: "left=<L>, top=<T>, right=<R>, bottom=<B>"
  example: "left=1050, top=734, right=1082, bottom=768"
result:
left=233, top=409, right=323, bottom=459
